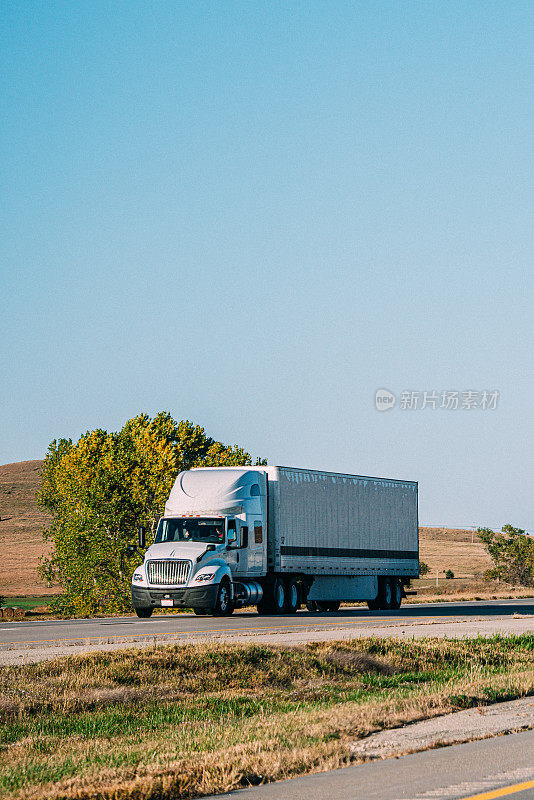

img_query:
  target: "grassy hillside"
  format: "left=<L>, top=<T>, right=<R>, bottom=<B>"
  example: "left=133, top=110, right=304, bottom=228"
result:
left=413, top=525, right=513, bottom=601
left=419, top=526, right=492, bottom=578
left=0, top=460, right=53, bottom=597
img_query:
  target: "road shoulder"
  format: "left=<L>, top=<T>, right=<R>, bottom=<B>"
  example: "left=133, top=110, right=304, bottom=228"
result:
left=349, top=695, right=534, bottom=759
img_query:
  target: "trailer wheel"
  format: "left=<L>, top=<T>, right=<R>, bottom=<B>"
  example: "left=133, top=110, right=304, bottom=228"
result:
left=285, top=578, right=299, bottom=614
left=368, top=577, right=394, bottom=611
left=306, top=601, right=320, bottom=612
left=135, top=607, right=153, bottom=618
left=390, top=578, right=402, bottom=610
left=382, top=577, right=394, bottom=610
left=212, top=579, right=234, bottom=616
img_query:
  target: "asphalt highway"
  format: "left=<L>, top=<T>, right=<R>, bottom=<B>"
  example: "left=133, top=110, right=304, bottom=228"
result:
left=1, top=598, right=533, bottom=653
left=209, top=730, right=534, bottom=800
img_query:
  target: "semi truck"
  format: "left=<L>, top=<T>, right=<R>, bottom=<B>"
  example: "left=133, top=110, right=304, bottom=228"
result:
left=131, top=465, right=419, bottom=617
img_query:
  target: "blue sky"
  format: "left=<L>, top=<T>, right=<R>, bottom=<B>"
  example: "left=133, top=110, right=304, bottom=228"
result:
left=1, top=1, right=533, bottom=528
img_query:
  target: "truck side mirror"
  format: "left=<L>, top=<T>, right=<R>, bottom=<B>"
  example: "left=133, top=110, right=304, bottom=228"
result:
left=138, top=526, right=146, bottom=549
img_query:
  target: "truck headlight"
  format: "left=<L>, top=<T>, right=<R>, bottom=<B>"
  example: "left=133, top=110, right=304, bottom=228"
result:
left=195, top=572, right=215, bottom=582
left=132, top=572, right=144, bottom=583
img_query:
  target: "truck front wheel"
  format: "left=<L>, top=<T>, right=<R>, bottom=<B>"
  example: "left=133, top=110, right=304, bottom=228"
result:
left=135, top=607, right=153, bottom=618
left=212, top=579, right=234, bottom=616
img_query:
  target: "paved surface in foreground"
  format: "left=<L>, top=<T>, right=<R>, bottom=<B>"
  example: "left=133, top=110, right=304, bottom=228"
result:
left=209, top=730, right=534, bottom=800
left=350, top=696, right=534, bottom=759
left=0, top=599, right=533, bottom=664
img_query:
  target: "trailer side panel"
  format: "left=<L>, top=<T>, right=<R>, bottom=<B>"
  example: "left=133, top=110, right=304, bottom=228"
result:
left=270, top=466, right=418, bottom=577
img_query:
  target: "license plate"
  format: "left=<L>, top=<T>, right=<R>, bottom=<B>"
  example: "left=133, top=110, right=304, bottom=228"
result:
left=161, top=599, right=174, bottom=607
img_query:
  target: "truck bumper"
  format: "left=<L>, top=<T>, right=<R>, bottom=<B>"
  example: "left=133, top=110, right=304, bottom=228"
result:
left=131, top=584, right=219, bottom=610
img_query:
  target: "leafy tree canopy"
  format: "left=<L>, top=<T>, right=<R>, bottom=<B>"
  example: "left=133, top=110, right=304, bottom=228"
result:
left=38, top=413, right=266, bottom=615
left=478, top=524, right=534, bottom=587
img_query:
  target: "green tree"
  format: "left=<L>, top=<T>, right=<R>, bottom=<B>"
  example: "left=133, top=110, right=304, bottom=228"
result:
left=38, top=413, right=265, bottom=615
left=478, top=524, right=534, bottom=587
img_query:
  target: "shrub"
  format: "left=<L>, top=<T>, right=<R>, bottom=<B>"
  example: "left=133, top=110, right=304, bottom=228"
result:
left=445, top=569, right=454, bottom=579
left=478, top=525, right=534, bottom=587
left=419, top=561, right=430, bottom=576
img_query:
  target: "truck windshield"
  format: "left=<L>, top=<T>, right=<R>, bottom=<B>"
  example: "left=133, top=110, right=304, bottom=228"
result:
left=155, top=518, right=225, bottom=545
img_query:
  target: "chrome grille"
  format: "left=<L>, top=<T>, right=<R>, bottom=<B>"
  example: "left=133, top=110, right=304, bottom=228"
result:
left=147, top=560, right=191, bottom=586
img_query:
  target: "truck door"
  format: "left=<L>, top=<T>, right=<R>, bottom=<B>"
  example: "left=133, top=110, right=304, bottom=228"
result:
left=225, top=519, right=239, bottom=575
left=226, top=519, right=249, bottom=576
left=236, top=523, right=249, bottom=575
left=248, top=519, right=264, bottom=573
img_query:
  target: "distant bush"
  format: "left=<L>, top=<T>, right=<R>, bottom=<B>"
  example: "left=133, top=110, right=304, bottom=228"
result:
left=478, top=525, right=534, bottom=587
left=419, top=561, right=430, bottom=576
left=445, top=569, right=454, bottom=579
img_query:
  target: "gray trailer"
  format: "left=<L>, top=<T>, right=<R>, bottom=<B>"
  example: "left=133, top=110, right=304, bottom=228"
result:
left=131, top=465, right=418, bottom=617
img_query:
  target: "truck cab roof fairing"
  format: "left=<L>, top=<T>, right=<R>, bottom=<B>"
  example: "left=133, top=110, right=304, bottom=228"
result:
left=164, top=468, right=265, bottom=517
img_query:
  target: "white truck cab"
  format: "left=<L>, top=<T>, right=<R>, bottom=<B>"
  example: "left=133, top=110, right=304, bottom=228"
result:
left=131, top=468, right=267, bottom=616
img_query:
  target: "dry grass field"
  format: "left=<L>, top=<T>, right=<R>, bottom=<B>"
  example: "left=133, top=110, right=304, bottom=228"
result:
left=419, top=526, right=492, bottom=577
left=0, top=459, right=531, bottom=602
left=413, top=526, right=534, bottom=601
left=0, top=460, right=53, bottom=597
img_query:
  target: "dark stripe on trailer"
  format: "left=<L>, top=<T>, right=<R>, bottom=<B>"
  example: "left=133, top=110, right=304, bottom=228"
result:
left=280, top=545, right=418, bottom=560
